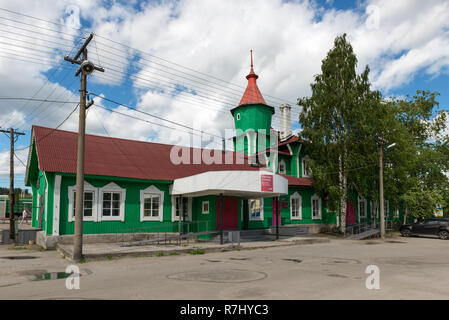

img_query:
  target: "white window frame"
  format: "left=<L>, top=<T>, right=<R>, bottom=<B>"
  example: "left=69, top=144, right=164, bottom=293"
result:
left=248, top=198, right=264, bottom=221
left=394, top=208, right=399, bottom=218
left=311, top=194, right=322, bottom=220
left=290, top=192, right=302, bottom=220
left=358, top=196, right=367, bottom=218
left=68, top=181, right=98, bottom=222
left=236, top=113, right=241, bottom=121
left=99, top=182, right=126, bottom=222
left=279, top=159, right=286, bottom=174
left=140, top=185, right=164, bottom=222
left=302, top=156, right=312, bottom=177
left=202, top=201, right=210, bottom=214
left=171, top=196, right=192, bottom=222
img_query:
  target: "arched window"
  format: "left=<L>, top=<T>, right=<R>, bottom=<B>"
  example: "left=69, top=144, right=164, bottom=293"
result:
left=279, top=159, right=286, bottom=174
left=358, top=196, right=367, bottom=218
left=311, top=194, right=321, bottom=219
left=290, top=192, right=302, bottom=220
left=302, top=156, right=312, bottom=177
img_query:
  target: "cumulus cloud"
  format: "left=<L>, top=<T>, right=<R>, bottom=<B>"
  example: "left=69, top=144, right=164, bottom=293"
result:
left=0, top=0, right=449, bottom=185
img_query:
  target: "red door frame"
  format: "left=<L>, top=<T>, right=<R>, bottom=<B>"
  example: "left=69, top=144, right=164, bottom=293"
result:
left=272, top=198, right=281, bottom=226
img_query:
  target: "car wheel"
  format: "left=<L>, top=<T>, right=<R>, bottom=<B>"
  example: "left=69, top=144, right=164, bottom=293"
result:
left=438, top=231, right=449, bottom=240
left=401, top=229, right=412, bottom=237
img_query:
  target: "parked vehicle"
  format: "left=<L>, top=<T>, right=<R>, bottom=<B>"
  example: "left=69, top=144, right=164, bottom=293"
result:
left=400, top=218, right=449, bottom=240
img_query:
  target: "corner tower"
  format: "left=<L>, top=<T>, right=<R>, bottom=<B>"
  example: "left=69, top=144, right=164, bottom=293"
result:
left=231, top=51, right=274, bottom=156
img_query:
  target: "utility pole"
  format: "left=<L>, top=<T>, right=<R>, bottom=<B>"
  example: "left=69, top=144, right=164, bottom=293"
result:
left=0, top=128, right=25, bottom=243
left=378, top=138, right=385, bottom=240
left=64, top=33, right=104, bottom=262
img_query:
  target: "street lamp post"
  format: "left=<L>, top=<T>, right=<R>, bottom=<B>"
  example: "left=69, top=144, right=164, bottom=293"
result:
left=379, top=140, right=396, bottom=240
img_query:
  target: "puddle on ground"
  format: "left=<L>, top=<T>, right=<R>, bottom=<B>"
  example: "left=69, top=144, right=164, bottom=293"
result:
left=205, top=259, right=221, bottom=263
left=229, top=257, right=250, bottom=261
left=1, top=256, right=37, bottom=260
left=32, top=272, right=80, bottom=281
left=386, top=240, right=406, bottom=244
left=283, top=258, right=302, bottom=263
left=365, top=241, right=380, bottom=245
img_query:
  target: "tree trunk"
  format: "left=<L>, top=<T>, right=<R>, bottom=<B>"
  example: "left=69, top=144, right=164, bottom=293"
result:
left=403, top=205, right=408, bottom=224
left=339, top=154, right=347, bottom=234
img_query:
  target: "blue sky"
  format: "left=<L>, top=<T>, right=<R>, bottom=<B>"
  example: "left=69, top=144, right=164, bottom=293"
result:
left=0, top=0, right=448, bottom=189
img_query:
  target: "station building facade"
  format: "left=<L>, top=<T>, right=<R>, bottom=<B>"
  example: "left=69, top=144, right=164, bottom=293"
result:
left=25, top=58, right=404, bottom=246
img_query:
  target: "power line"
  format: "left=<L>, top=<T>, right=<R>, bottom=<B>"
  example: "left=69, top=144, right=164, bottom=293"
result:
left=90, top=92, right=223, bottom=140
left=14, top=103, right=79, bottom=152
left=0, top=97, right=79, bottom=103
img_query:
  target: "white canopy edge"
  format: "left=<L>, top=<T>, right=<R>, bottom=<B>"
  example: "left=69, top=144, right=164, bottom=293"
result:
left=170, top=170, right=288, bottom=198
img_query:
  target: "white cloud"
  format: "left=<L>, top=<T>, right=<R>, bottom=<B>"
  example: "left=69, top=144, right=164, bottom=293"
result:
left=0, top=0, right=448, bottom=184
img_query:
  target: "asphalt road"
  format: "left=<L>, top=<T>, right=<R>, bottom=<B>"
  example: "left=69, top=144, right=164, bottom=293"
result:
left=0, top=235, right=448, bottom=300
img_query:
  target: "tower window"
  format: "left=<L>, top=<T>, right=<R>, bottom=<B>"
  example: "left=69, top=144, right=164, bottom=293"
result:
left=237, top=113, right=240, bottom=121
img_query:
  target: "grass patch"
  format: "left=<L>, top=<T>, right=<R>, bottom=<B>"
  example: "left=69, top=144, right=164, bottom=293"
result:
left=106, top=255, right=114, bottom=260
left=188, top=249, right=205, bottom=255
left=8, top=245, right=28, bottom=250
left=168, top=252, right=179, bottom=256
left=156, top=252, right=165, bottom=257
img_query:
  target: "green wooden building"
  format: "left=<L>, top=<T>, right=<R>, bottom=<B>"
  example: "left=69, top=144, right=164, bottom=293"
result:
left=25, top=57, right=405, bottom=248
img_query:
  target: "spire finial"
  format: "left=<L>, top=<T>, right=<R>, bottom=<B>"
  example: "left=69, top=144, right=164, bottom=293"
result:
left=250, top=49, right=253, bottom=68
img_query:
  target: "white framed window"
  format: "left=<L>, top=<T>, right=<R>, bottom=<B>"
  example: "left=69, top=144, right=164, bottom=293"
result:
left=202, top=201, right=210, bottom=214
left=249, top=198, right=264, bottom=221
left=171, top=196, right=192, bottom=221
left=290, top=192, right=302, bottom=220
left=140, top=185, right=164, bottom=222
left=237, top=113, right=241, bottom=120
left=358, top=196, right=367, bottom=218
left=68, top=182, right=98, bottom=222
left=311, top=194, right=321, bottom=219
left=394, top=208, right=399, bottom=218
left=279, top=159, right=286, bottom=174
left=302, top=156, right=312, bottom=177
left=99, top=182, right=126, bottom=222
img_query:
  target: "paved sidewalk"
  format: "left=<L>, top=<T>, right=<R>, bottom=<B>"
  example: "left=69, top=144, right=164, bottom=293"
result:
left=57, top=236, right=330, bottom=261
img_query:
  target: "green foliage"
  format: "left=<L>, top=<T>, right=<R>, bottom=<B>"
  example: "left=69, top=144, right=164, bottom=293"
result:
left=188, top=249, right=205, bottom=255
left=298, top=34, right=449, bottom=222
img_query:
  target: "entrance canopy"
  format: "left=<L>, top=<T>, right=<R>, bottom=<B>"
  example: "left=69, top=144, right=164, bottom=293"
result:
left=171, top=170, right=288, bottom=198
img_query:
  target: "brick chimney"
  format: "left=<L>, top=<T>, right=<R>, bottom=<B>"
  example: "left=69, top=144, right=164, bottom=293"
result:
left=279, top=103, right=292, bottom=141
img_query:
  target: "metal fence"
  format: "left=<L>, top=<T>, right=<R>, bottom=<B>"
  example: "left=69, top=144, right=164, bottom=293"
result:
left=115, top=220, right=216, bottom=247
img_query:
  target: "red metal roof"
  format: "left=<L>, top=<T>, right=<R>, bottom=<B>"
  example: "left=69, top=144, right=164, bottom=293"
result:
left=32, top=126, right=261, bottom=182
left=238, top=51, right=267, bottom=107
left=280, top=174, right=313, bottom=187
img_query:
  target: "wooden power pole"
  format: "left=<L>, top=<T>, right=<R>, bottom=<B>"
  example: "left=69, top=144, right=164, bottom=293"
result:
left=64, top=33, right=104, bottom=262
left=0, top=128, right=25, bottom=243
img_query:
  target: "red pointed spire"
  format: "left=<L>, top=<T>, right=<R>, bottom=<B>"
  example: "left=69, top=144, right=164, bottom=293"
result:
left=238, top=50, right=267, bottom=106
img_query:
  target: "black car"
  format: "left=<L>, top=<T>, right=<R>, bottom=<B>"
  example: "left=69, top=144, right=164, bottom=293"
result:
left=400, top=218, right=449, bottom=240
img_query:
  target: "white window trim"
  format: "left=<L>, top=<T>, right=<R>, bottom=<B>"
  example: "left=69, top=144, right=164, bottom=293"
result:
left=296, top=144, right=302, bottom=178
left=358, top=196, right=367, bottom=218
left=302, top=156, right=312, bottom=178
left=171, top=196, right=192, bottom=222
left=290, top=192, right=302, bottom=220
left=236, top=113, right=240, bottom=120
left=140, top=185, right=164, bottom=222
left=202, top=201, right=210, bottom=214
left=99, top=182, right=126, bottom=222
left=249, top=198, right=264, bottom=221
left=279, top=159, right=286, bottom=174
left=311, top=194, right=322, bottom=220
left=52, top=175, right=61, bottom=236
left=68, top=181, right=98, bottom=222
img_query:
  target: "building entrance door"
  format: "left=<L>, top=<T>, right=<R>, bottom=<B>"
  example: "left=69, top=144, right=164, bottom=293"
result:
left=346, top=201, right=356, bottom=225
left=216, top=197, right=238, bottom=230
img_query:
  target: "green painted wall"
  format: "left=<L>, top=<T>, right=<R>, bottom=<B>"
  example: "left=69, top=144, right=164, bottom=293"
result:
left=233, top=104, right=273, bottom=135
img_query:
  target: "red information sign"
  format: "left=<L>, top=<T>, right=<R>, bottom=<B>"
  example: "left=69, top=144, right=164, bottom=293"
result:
left=261, top=174, right=273, bottom=192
